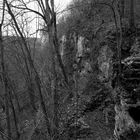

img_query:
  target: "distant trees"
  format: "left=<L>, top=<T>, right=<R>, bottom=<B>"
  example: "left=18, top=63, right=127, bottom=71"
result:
left=0, top=1, right=12, bottom=139
left=3, top=0, right=70, bottom=139
left=0, top=0, right=140, bottom=139
left=6, top=0, right=53, bottom=139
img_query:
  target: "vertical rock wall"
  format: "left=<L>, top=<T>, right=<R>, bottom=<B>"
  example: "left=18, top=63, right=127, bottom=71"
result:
left=114, top=38, right=140, bottom=140
left=98, top=45, right=113, bottom=88
left=97, top=42, right=140, bottom=140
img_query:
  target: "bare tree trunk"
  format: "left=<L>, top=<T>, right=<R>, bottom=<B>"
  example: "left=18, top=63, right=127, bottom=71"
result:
left=7, top=78, right=21, bottom=112
left=8, top=90, right=20, bottom=139
left=50, top=35, right=59, bottom=140
left=13, top=90, right=21, bottom=112
left=0, top=1, right=12, bottom=139
left=27, top=80, right=36, bottom=111
left=50, top=1, right=60, bottom=139
left=5, top=92, right=11, bottom=140
left=0, top=25, right=11, bottom=140
left=5, top=1, right=52, bottom=138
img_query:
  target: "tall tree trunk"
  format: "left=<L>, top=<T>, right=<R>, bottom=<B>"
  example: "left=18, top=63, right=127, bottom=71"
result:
left=6, top=1, right=52, bottom=138
left=8, top=90, right=20, bottom=139
left=0, top=25, right=11, bottom=140
left=5, top=91, right=11, bottom=140
left=27, top=80, right=36, bottom=111
left=7, top=78, right=21, bottom=112
left=13, top=90, right=21, bottom=112
left=47, top=21, right=59, bottom=139
left=50, top=1, right=60, bottom=139
left=51, top=34, right=59, bottom=140
left=0, top=2, right=11, bottom=139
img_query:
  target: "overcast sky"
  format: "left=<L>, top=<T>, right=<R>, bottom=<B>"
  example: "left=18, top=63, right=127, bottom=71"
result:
left=3, top=0, right=72, bottom=37
left=55, top=0, right=72, bottom=11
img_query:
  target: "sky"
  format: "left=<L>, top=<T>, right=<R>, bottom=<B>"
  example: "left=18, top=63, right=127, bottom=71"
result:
left=55, top=0, right=72, bottom=11
left=2, top=0, right=72, bottom=37
left=29, top=0, right=72, bottom=36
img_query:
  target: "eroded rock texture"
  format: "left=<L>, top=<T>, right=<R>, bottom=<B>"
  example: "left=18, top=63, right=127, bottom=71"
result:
left=114, top=56, right=140, bottom=140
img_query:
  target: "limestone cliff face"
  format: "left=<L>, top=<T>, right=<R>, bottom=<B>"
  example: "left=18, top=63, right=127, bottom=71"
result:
left=114, top=98, right=140, bottom=140
left=60, top=34, right=91, bottom=78
left=97, top=39, right=140, bottom=140
left=114, top=60, right=140, bottom=140
left=113, top=38, right=140, bottom=140
left=98, top=45, right=113, bottom=88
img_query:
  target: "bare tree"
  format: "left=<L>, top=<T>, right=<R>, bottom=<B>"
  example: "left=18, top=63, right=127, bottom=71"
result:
left=0, top=0, right=12, bottom=139
left=8, top=1, right=70, bottom=139
left=5, top=0, right=54, bottom=138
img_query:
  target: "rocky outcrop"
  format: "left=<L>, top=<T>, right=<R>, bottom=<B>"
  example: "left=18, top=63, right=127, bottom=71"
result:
left=114, top=55, right=140, bottom=140
left=98, top=45, right=113, bottom=86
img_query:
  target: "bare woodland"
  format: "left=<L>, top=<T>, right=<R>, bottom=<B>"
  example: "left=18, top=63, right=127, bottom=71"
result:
left=0, top=0, right=140, bottom=140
